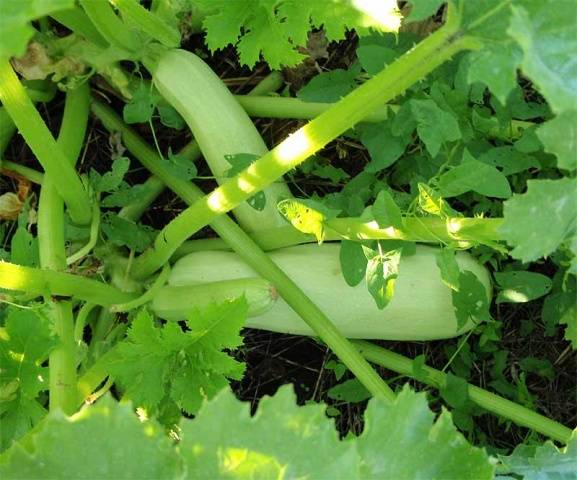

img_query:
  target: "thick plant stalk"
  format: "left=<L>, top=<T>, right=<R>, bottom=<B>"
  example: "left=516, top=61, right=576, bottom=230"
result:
left=37, top=84, right=89, bottom=413
left=172, top=217, right=504, bottom=258
left=354, top=340, right=573, bottom=444
left=80, top=0, right=139, bottom=52
left=234, top=95, right=532, bottom=140
left=0, top=261, right=137, bottom=306
left=91, top=100, right=396, bottom=401
left=0, top=60, right=92, bottom=225
left=50, top=7, right=108, bottom=47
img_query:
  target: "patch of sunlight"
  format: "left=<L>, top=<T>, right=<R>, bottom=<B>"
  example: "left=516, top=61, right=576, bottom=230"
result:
left=446, top=218, right=464, bottom=236
left=207, top=190, right=227, bottom=212
left=136, top=406, right=149, bottom=422
left=218, top=447, right=285, bottom=479
left=359, top=220, right=399, bottom=240
left=237, top=176, right=255, bottom=193
left=352, top=0, right=402, bottom=32
left=8, top=350, right=24, bottom=363
left=273, top=129, right=313, bottom=166
left=0, top=261, right=29, bottom=291
left=500, top=289, right=529, bottom=303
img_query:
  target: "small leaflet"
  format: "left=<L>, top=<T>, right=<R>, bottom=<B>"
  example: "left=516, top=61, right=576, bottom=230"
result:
left=339, top=240, right=367, bottom=287
left=277, top=198, right=327, bottom=244
left=494, top=271, right=552, bottom=304
left=435, top=248, right=461, bottom=292
left=372, top=189, right=403, bottom=229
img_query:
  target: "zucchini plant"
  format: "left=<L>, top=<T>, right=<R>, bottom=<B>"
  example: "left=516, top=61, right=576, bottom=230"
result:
left=0, top=0, right=575, bottom=478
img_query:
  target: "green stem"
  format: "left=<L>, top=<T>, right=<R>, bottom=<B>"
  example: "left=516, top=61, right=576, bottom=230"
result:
left=0, top=261, right=137, bottom=306
left=1, top=161, right=44, bottom=184
left=234, top=95, right=532, bottom=140
left=66, top=201, right=101, bottom=265
left=133, top=21, right=474, bottom=278
left=111, top=0, right=180, bottom=48
left=172, top=216, right=504, bottom=258
left=80, top=0, right=139, bottom=52
left=110, top=264, right=170, bottom=312
left=38, top=84, right=90, bottom=414
left=91, top=100, right=395, bottom=401
left=354, top=340, right=573, bottom=444
left=0, top=60, right=92, bottom=225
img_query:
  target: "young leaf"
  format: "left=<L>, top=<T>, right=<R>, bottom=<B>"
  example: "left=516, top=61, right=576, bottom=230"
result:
left=123, top=84, right=158, bottom=124
left=277, top=199, right=327, bottom=244
left=339, top=240, right=367, bottom=287
left=501, top=178, right=577, bottom=263
left=372, top=189, right=403, bottom=229
left=327, top=378, right=371, bottom=403
left=495, top=271, right=553, bottom=304
left=451, top=271, right=491, bottom=330
left=410, top=99, right=461, bottom=157
left=417, top=183, right=459, bottom=218
left=166, top=149, right=198, bottom=181
left=435, top=248, right=461, bottom=292
left=363, top=243, right=403, bottom=310
left=92, top=156, right=130, bottom=193
left=297, top=67, right=359, bottom=103
left=101, top=213, right=156, bottom=252
left=438, top=151, right=511, bottom=199
left=358, top=121, right=410, bottom=172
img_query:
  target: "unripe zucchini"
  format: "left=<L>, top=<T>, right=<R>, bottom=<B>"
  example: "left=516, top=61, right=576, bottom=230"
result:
left=161, top=244, right=492, bottom=340
left=151, top=49, right=292, bottom=232
left=151, top=278, right=276, bottom=321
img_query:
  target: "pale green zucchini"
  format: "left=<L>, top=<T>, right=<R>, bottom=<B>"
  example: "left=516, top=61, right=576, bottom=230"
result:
left=154, top=244, right=492, bottom=341
left=151, top=49, right=292, bottom=232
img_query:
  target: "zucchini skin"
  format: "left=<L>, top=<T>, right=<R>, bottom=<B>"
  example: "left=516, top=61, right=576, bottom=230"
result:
left=167, top=244, right=493, bottom=341
left=151, top=49, right=292, bottom=232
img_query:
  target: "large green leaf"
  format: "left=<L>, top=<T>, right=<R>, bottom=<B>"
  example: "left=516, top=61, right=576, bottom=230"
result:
left=501, top=178, right=577, bottom=263
left=182, top=385, right=494, bottom=479
left=0, top=398, right=180, bottom=479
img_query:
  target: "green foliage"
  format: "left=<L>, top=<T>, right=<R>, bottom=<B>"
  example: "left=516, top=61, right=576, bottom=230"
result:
left=498, top=433, right=577, bottom=479
left=0, top=0, right=74, bottom=59
left=194, top=0, right=401, bottom=68
left=495, top=271, right=552, bottom=304
left=0, top=397, right=180, bottom=479
left=0, top=386, right=495, bottom=479
left=109, top=300, right=246, bottom=415
left=0, top=307, right=57, bottom=451
left=501, top=178, right=577, bottom=263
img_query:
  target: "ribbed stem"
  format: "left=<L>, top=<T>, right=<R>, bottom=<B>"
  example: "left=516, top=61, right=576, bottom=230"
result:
left=79, top=0, right=139, bottom=52
left=37, top=84, right=89, bottom=414
left=0, top=60, right=92, bottom=225
left=0, top=261, right=137, bottom=306
left=354, top=340, right=573, bottom=444
left=234, top=95, right=532, bottom=140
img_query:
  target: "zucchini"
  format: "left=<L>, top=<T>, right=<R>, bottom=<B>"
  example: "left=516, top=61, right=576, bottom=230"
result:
left=154, top=244, right=492, bottom=340
left=151, top=49, right=292, bottom=232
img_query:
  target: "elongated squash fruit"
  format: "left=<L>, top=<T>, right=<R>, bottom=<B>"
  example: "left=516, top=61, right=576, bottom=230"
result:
left=152, top=244, right=492, bottom=341
left=151, top=49, right=292, bottom=232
